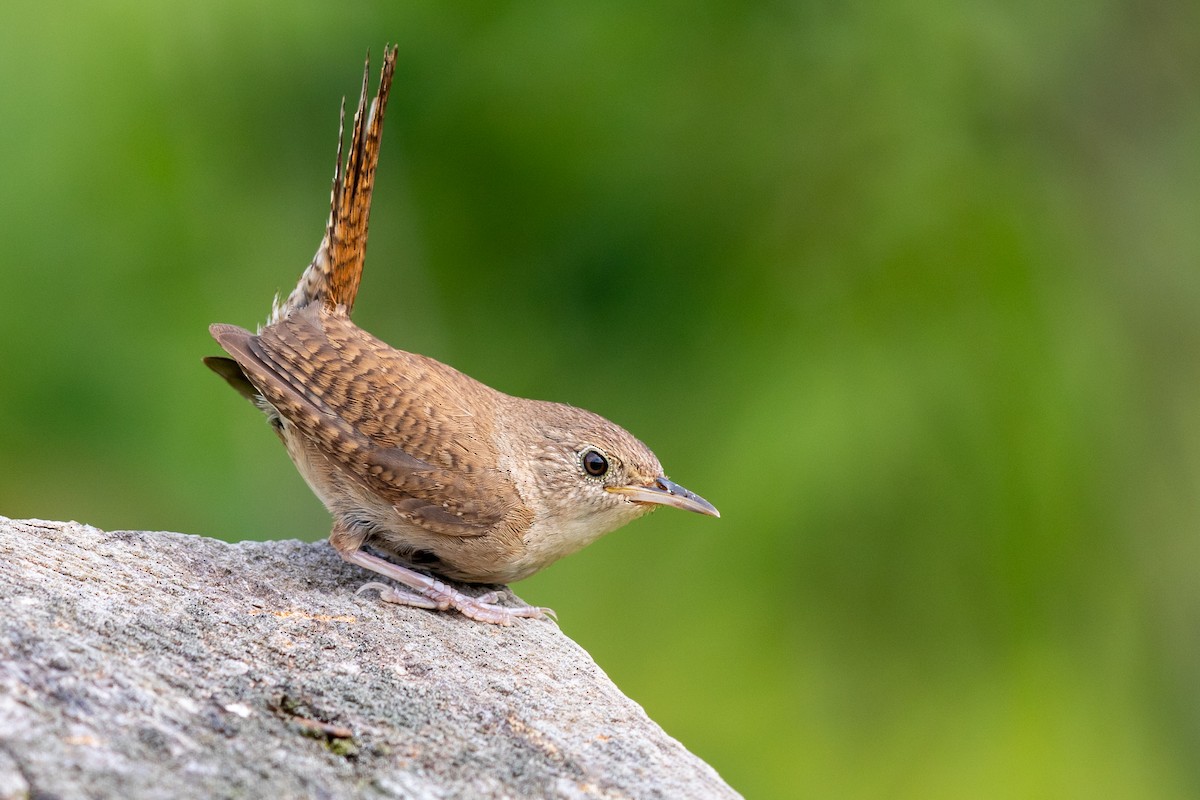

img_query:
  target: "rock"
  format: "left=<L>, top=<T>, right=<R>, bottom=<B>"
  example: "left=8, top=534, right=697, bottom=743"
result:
left=0, top=517, right=739, bottom=800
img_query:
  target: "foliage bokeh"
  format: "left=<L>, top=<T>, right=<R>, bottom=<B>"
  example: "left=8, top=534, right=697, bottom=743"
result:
left=2, top=2, right=1199, bottom=797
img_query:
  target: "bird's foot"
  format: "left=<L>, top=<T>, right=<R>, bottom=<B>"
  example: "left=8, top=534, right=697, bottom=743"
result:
left=357, top=581, right=556, bottom=625
left=339, top=544, right=555, bottom=625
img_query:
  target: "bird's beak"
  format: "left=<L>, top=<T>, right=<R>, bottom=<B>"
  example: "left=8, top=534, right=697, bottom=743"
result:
left=607, top=477, right=720, bottom=518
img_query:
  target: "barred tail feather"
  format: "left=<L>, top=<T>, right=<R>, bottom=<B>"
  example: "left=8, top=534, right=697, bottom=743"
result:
left=269, top=46, right=397, bottom=326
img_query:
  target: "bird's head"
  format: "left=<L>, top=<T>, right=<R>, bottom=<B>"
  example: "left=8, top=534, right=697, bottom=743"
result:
left=518, top=401, right=719, bottom=540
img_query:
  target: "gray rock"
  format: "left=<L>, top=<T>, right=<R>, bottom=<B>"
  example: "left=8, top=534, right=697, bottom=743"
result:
left=0, top=517, right=739, bottom=800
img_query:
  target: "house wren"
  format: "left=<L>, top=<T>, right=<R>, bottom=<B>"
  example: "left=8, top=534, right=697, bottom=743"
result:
left=205, top=48, right=718, bottom=624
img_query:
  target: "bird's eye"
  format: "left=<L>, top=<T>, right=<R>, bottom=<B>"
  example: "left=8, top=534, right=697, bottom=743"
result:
left=581, top=448, right=609, bottom=477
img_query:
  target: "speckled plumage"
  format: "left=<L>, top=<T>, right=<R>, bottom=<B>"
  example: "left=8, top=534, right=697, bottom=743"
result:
left=205, top=47, right=717, bottom=623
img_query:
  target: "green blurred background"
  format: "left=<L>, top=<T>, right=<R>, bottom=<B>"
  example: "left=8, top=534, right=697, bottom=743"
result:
left=3, top=2, right=1199, bottom=796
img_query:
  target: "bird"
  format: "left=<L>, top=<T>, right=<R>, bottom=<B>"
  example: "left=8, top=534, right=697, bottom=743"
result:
left=204, top=47, right=718, bottom=624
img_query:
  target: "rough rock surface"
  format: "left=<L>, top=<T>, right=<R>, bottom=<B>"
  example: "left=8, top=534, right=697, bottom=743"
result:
left=0, top=517, right=739, bottom=800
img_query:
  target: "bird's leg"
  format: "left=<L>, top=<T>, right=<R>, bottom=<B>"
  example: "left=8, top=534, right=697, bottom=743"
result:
left=330, top=525, right=554, bottom=625
left=347, top=550, right=555, bottom=624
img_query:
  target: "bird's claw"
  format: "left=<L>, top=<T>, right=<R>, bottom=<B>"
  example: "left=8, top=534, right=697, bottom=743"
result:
left=357, top=581, right=556, bottom=625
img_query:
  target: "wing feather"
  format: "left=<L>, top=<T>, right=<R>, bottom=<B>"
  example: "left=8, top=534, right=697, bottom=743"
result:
left=210, top=307, right=521, bottom=537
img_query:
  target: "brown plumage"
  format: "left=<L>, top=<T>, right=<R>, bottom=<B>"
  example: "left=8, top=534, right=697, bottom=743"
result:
left=271, top=49, right=393, bottom=321
left=205, top=47, right=718, bottom=624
